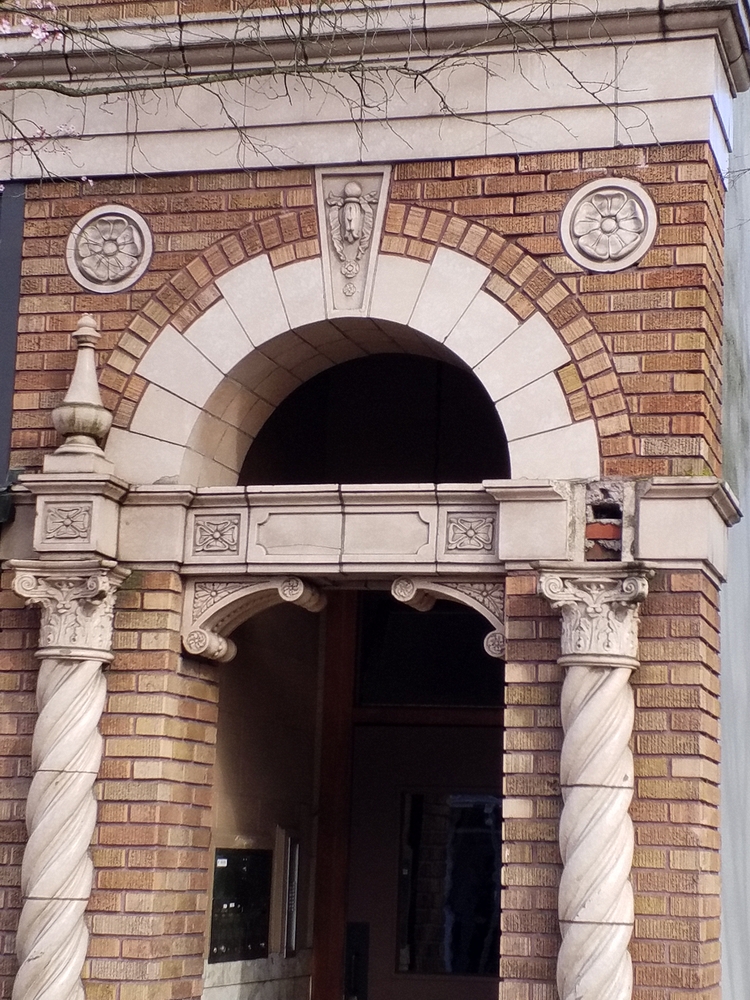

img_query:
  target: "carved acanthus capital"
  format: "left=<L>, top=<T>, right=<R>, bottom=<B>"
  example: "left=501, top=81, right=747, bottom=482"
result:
left=11, top=558, right=130, bottom=657
left=539, top=568, right=651, bottom=665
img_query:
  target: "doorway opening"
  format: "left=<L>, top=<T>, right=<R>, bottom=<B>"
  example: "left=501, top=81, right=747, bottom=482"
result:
left=207, top=588, right=504, bottom=1000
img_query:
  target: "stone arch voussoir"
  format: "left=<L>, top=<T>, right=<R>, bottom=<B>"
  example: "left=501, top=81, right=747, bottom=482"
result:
left=101, top=207, right=630, bottom=485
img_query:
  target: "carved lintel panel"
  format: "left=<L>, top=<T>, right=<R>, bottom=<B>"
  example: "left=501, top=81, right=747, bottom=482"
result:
left=12, top=558, right=130, bottom=656
left=391, top=577, right=505, bottom=659
left=316, top=166, right=390, bottom=315
left=182, top=576, right=326, bottom=662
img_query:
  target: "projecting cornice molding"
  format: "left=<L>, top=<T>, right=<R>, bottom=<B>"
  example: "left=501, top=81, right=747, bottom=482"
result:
left=0, top=0, right=745, bottom=177
left=2, top=0, right=749, bottom=87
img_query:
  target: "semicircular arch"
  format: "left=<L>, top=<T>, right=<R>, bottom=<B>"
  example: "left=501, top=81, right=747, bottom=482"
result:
left=102, top=224, right=622, bottom=486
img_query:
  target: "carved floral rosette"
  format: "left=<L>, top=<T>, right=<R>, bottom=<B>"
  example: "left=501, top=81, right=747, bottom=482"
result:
left=560, top=178, right=657, bottom=273
left=66, top=205, right=154, bottom=294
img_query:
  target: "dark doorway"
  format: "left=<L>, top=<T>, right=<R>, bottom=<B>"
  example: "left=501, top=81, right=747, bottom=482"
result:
left=238, top=353, right=510, bottom=485
left=314, top=591, right=504, bottom=1000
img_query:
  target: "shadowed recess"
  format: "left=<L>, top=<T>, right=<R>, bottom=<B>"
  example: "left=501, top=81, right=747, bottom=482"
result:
left=238, top=353, right=510, bottom=485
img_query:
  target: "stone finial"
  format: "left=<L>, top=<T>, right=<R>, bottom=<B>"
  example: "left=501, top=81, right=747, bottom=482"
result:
left=45, top=314, right=114, bottom=474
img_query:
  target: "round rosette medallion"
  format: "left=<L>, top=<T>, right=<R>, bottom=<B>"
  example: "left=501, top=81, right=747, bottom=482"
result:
left=560, top=177, right=657, bottom=273
left=66, top=204, right=153, bottom=293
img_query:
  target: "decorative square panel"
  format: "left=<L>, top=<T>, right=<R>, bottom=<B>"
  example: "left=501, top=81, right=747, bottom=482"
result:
left=193, top=514, right=241, bottom=555
left=445, top=513, right=495, bottom=552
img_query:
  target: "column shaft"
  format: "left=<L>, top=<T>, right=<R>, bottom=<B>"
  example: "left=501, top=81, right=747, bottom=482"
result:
left=10, top=560, right=128, bottom=1000
left=539, top=568, right=650, bottom=1000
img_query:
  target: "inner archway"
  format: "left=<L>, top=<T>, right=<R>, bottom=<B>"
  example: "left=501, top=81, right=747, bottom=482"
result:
left=239, top=353, right=511, bottom=486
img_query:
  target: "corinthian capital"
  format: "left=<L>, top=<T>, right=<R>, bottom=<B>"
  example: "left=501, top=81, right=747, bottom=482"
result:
left=11, top=558, right=129, bottom=657
left=539, top=566, right=651, bottom=665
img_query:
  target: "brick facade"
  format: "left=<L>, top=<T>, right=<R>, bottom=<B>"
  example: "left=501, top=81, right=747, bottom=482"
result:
left=501, top=570, right=721, bottom=1000
left=0, top=142, right=727, bottom=1000
left=12, top=144, right=722, bottom=479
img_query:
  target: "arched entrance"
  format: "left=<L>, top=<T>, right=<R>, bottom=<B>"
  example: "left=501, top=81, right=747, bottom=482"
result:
left=208, top=587, right=504, bottom=1000
left=199, top=345, right=509, bottom=1000
left=100, top=246, right=592, bottom=999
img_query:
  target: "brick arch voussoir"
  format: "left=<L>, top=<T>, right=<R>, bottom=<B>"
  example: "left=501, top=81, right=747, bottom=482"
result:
left=102, top=204, right=631, bottom=460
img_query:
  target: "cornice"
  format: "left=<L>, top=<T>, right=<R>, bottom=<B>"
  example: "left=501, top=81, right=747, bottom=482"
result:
left=638, top=476, right=742, bottom=525
left=1, top=0, right=748, bottom=91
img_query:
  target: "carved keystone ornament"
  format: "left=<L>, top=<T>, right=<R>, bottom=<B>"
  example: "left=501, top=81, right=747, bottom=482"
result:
left=316, top=167, right=390, bottom=314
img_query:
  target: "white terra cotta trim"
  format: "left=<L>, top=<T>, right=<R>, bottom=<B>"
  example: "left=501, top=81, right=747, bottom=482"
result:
left=107, top=250, right=602, bottom=485
left=559, top=177, right=658, bottom=274
left=66, top=204, right=154, bottom=294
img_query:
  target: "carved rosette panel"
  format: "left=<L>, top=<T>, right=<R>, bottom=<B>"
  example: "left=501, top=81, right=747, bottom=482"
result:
left=391, top=578, right=505, bottom=658
left=66, top=205, right=153, bottom=294
left=445, top=513, right=495, bottom=552
left=10, top=559, right=129, bottom=1000
left=193, top=515, right=241, bottom=555
left=182, top=576, right=326, bottom=662
left=43, top=503, right=93, bottom=542
left=560, top=178, right=657, bottom=273
left=539, top=569, right=651, bottom=1000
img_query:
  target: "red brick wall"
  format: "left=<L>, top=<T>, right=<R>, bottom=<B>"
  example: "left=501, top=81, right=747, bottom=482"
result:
left=11, top=145, right=723, bottom=479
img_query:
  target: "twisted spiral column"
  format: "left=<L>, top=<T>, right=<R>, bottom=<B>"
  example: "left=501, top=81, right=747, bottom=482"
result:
left=10, top=559, right=129, bottom=1000
left=539, top=567, right=651, bottom=1000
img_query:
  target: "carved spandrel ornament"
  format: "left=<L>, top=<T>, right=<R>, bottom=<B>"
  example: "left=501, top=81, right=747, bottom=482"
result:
left=316, top=167, right=390, bottom=314
left=182, top=576, right=326, bottom=663
left=539, top=571, right=650, bottom=663
left=560, top=178, right=657, bottom=274
left=66, top=205, right=153, bottom=294
left=12, top=559, right=130, bottom=654
left=391, top=578, right=505, bottom=659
